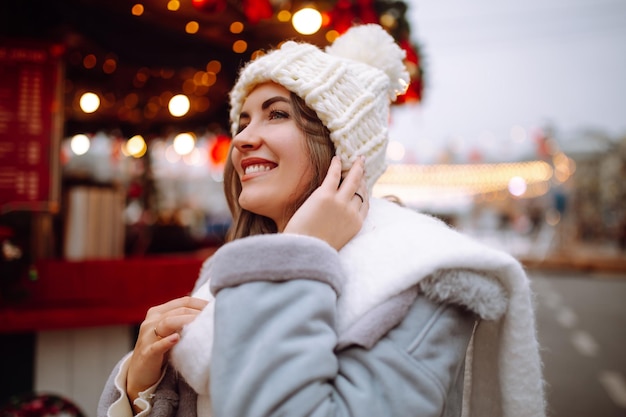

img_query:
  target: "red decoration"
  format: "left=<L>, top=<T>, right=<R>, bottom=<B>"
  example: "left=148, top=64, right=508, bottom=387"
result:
left=396, top=39, right=423, bottom=104
left=329, top=0, right=357, bottom=34
left=242, top=0, right=273, bottom=24
left=356, top=0, right=378, bottom=24
left=192, top=0, right=227, bottom=14
left=329, top=0, right=377, bottom=34
left=209, top=135, right=231, bottom=166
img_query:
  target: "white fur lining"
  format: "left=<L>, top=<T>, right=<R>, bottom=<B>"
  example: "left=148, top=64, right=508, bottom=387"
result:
left=419, top=269, right=509, bottom=321
left=171, top=197, right=545, bottom=417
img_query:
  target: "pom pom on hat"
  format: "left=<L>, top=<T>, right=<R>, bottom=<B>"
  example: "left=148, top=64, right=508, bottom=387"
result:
left=229, top=24, right=410, bottom=190
left=325, top=24, right=409, bottom=101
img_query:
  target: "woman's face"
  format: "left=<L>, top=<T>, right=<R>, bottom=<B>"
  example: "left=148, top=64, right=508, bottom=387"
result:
left=231, top=82, right=314, bottom=231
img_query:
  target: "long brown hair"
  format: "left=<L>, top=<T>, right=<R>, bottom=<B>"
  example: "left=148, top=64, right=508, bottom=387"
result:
left=223, top=91, right=334, bottom=241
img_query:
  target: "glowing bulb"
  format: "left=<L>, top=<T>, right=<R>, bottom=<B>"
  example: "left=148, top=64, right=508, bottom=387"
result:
left=173, top=133, right=195, bottom=155
left=292, top=7, right=322, bottom=35
left=508, top=176, right=527, bottom=197
left=70, top=134, right=90, bottom=155
left=127, top=135, right=147, bottom=158
left=168, top=94, right=190, bottom=117
left=79, top=92, right=100, bottom=113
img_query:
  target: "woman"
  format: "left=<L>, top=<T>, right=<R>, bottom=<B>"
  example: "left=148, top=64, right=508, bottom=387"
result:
left=100, top=24, right=545, bottom=417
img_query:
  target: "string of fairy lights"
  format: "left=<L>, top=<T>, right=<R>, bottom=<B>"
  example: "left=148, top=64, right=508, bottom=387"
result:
left=65, top=1, right=576, bottom=208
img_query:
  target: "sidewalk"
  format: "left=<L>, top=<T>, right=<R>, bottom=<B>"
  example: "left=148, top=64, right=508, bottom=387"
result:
left=466, top=227, right=626, bottom=274
left=518, top=243, right=626, bottom=274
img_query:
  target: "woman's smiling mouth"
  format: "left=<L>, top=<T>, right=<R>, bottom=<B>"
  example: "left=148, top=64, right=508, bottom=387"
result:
left=240, top=157, right=278, bottom=179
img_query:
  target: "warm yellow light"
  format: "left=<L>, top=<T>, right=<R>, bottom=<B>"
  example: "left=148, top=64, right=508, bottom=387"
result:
left=233, top=40, right=248, bottom=53
left=70, top=134, right=90, bottom=155
left=131, top=4, right=144, bottom=16
left=168, top=94, right=190, bottom=117
left=326, top=30, right=340, bottom=43
left=379, top=13, right=397, bottom=29
left=79, top=92, right=100, bottom=113
left=127, top=135, right=147, bottom=158
left=173, top=133, right=195, bottom=155
left=292, top=7, right=322, bottom=35
left=167, top=0, right=180, bottom=11
left=206, top=60, right=221, bottom=73
left=230, top=21, right=244, bottom=34
left=375, top=160, right=554, bottom=200
left=250, top=50, right=265, bottom=60
left=277, top=10, right=291, bottom=22
left=186, top=21, right=199, bottom=34
left=125, top=135, right=148, bottom=158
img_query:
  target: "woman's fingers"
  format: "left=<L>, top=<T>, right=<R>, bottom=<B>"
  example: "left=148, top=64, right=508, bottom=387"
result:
left=337, top=156, right=365, bottom=200
left=152, top=313, right=202, bottom=339
left=147, top=295, right=208, bottom=316
left=319, top=155, right=343, bottom=191
left=147, top=297, right=208, bottom=339
left=340, top=156, right=368, bottom=215
left=127, top=296, right=209, bottom=400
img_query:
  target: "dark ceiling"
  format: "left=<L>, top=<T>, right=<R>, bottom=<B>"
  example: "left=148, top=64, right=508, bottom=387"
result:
left=0, top=0, right=335, bottom=138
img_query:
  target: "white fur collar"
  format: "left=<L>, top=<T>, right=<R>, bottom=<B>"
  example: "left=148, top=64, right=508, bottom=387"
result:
left=173, top=197, right=546, bottom=417
left=337, top=198, right=520, bottom=332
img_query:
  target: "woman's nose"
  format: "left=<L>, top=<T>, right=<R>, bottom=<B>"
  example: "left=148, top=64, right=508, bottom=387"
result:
left=232, top=126, right=262, bottom=151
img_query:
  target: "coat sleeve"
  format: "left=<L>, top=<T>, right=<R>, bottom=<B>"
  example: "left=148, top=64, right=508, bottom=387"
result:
left=208, top=234, right=476, bottom=417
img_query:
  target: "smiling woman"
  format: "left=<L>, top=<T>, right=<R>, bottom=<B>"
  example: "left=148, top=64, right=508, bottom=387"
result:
left=229, top=83, right=332, bottom=232
left=98, top=24, right=545, bottom=417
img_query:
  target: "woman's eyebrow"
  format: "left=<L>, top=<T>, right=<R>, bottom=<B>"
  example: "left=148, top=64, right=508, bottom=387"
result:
left=262, top=96, right=290, bottom=110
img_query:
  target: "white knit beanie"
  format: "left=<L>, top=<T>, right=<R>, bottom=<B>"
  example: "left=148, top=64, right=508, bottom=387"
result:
left=229, top=24, right=410, bottom=190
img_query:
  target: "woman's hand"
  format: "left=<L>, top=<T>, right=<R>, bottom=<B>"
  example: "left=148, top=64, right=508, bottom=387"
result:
left=126, top=296, right=208, bottom=407
left=284, top=156, right=369, bottom=251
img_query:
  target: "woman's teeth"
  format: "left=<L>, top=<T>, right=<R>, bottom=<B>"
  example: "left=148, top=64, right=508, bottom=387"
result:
left=244, top=164, right=272, bottom=175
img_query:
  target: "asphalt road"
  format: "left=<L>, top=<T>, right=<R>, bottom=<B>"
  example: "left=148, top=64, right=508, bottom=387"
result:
left=530, top=269, right=626, bottom=417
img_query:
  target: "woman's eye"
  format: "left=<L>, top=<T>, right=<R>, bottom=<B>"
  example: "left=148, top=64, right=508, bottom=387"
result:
left=269, top=110, right=289, bottom=120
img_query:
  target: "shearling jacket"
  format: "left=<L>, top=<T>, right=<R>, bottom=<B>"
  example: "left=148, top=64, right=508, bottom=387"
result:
left=99, top=198, right=545, bottom=417
left=99, top=242, right=482, bottom=417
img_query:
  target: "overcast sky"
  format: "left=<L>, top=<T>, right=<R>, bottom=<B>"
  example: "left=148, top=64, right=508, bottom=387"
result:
left=389, top=0, right=626, bottom=163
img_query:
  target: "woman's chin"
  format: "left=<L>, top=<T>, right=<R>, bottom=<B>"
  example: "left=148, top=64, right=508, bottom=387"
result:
left=239, top=192, right=271, bottom=216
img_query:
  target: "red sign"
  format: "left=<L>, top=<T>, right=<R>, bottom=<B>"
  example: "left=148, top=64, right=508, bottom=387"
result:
left=0, top=41, right=64, bottom=213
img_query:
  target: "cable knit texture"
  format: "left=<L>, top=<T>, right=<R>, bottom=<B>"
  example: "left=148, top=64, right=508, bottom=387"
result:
left=228, top=24, right=410, bottom=190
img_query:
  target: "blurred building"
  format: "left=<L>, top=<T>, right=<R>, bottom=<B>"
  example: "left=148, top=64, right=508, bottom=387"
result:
left=564, top=131, right=626, bottom=250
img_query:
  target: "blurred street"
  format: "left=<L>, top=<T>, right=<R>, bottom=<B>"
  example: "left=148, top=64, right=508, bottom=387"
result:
left=468, top=224, right=626, bottom=417
left=531, top=270, right=626, bottom=417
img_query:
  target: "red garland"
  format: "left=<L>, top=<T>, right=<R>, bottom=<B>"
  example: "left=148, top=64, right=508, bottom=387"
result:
left=395, top=39, right=423, bottom=103
left=242, top=0, right=274, bottom=23
left=191, top=0, right=227, bottom=14
left=329, top=0, right=378, bottom=34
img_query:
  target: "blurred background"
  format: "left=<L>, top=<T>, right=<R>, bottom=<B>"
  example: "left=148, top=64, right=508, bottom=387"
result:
left=0, top=0, right=624, bottom=416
